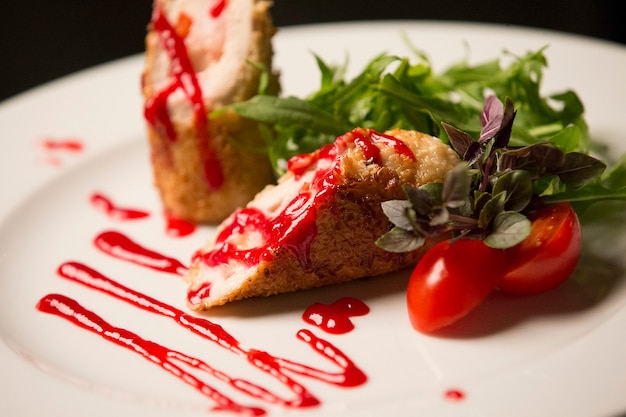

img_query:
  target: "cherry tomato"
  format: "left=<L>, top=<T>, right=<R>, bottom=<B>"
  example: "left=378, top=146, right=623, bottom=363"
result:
left=498, top=202, right=582, bottom=295
left=407, top=239, right=508, bottom=333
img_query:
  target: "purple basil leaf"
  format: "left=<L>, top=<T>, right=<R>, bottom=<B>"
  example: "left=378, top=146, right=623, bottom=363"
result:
left=556, top=152, right=607, bottom=187
left=465, top=141, right=486, bottom=165
left=442, top=122, right=474, bottom=158
left=404, top=185, right=437, bottom=217
left=479, top=95, right=504, bottom=143
left=477, top=191, right=506, bottom=229
left=500, top=142, right=564, bottom=178
left=472, top=190, right=491, bottom=218
left=540, top=148, right=567, bottom=174
left=527, top=142, right=565, bottom=171
left=499, top=154, right=521, bottom=173
left=442, top=163, right=471, bottom=208
left=493, top=98, right=516, bottom=148
left=492, top=170, right=533, bottom=212
left=430, top=206, right=450, bottom=226
left=499, top=146, right=531, bottom=172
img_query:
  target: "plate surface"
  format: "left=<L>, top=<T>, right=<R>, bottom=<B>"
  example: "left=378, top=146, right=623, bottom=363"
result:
left=1, top=21, right=625, bottom=417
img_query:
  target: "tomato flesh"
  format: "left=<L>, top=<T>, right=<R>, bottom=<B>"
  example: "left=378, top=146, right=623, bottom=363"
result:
left=498, top=202, right=582, bottom=295
left=407, top=239, right=508, bottom=333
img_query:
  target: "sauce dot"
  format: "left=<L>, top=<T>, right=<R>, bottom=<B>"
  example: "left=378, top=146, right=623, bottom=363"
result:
left=444, top=389, right=466, bottom=402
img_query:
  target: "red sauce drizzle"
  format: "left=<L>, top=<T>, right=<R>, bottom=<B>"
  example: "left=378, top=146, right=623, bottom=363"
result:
left=93, top=230, right=188, bottom=276
left=352, top=133, right=381, bottom=163
left=348, top=129, right=416, bottom=164
left=90, top=193, right=150, bottom=220
left=37, top=294, right=265, bottom=416
left=144, top=82, right=178, bottom=142
left=210, top=0, right=227, bottom=18
left=38, top=138, right=85, bottom=166
left=39, top=138, right=84, bottom=152
left=302, top=297, right=370, bottom=335
left=444, top=389, right=466, bottom=402
left=144, top=5, right=223, bottom=190
left=193, top=140, right=338, bottom=273
left=38, top=260, right=367, bottom=413
left=369, top=130, right=416, bottom=161
left=165, top=211, right=197, bottom=238
left=193, top=128, right=416, bottom=281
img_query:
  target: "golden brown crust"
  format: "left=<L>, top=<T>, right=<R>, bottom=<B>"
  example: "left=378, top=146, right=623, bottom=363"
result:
left=147, top=109, right=276, bottom=223
left=142, top=0, right=279, bottom=224
left=186, top=129, right=460, bottom=309
left=209, top=179, right=437, bottom=305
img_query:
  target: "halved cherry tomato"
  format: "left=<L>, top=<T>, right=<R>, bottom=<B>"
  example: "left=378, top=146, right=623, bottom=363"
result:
left=498, top=202, right=582, bottom=295
left=407, top=239, right=508, bottom=333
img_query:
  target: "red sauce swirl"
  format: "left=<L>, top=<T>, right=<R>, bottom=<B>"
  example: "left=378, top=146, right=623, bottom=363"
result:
left=194, top=128, right=416, bottom=271
left=144, top=5, right=224, bottom=190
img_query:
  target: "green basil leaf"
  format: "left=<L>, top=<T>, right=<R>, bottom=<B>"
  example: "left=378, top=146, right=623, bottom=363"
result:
left=484, top=211, right=531, bottom=249
left=381, top=200, right=414, bottom=230
left=375, top=227, right=426, bottom=253
left=404, top=186, right=437, bottom=217
left=492, top=170, right=533, bottom=212
left=478, top=191, right=506, bottom=229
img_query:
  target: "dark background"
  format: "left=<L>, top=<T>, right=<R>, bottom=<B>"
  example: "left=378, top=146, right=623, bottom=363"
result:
left=1, top=1, right=624, bottom=102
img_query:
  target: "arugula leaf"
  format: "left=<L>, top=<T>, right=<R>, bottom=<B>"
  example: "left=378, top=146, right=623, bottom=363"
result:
left=229, top=95, right=349, bottom=134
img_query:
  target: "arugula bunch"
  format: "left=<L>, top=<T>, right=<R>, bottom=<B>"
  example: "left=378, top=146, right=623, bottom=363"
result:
left=225, top=47, right=591, bottom=174
left=222, top=45, right=625, bottom=246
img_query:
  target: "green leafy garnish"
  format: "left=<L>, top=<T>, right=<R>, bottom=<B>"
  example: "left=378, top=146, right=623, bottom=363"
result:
left=223, top=47, right=591, bottom=174
left=222, top=44, right=625, bottom=249
left=376, top=96, right=626, bottom=251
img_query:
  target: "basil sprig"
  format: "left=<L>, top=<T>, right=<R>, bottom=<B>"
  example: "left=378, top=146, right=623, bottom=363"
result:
left=377, top=96, right=624, bottom=251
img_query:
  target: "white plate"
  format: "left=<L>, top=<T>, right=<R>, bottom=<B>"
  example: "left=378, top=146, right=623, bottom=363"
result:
left=1, top=21, right=625, bottom=417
